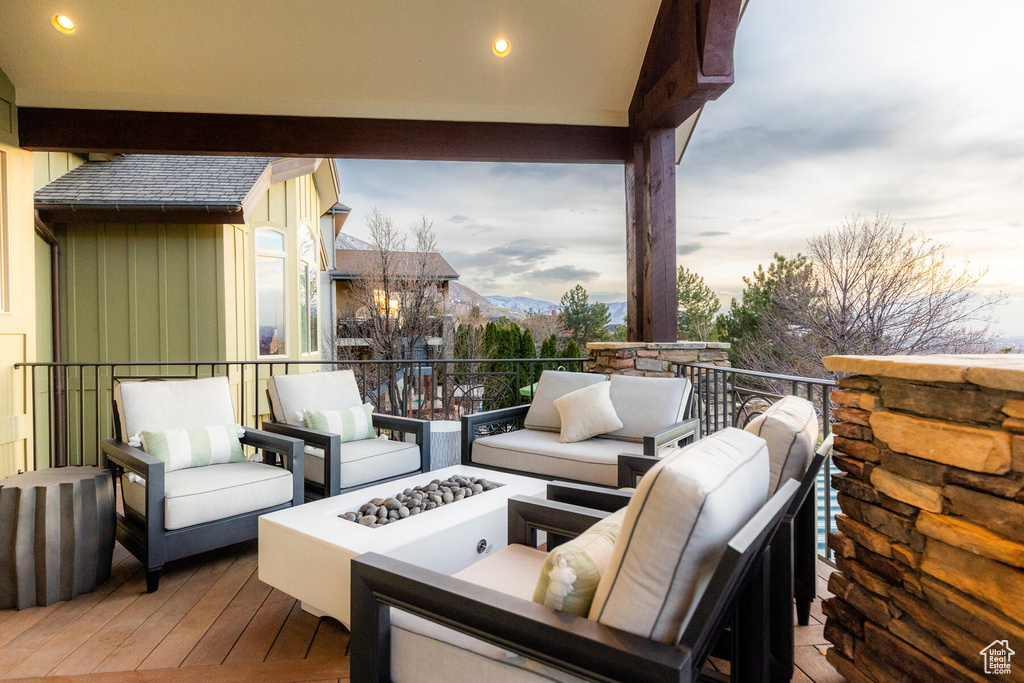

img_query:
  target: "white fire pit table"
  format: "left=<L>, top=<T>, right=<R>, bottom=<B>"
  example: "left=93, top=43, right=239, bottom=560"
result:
left=258, top=465, right=546, bottom=628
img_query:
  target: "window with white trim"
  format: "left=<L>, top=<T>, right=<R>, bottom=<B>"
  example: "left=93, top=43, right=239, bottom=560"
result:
left=299, top=225, right=319, bottom=354
left=256, top=228, right=287, bottom=356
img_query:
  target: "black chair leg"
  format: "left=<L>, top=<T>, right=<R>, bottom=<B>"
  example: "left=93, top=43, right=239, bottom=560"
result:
left=793, top=487, right=818, bottom=626
left=769, top=520, right=795, bottom=683
left=146, top=567, right=162, bottom=593
left=732, top=553, right=770, bottom=683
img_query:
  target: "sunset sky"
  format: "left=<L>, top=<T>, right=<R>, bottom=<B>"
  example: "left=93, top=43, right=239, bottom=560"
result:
left=335, top=1, right=1024, bottom=337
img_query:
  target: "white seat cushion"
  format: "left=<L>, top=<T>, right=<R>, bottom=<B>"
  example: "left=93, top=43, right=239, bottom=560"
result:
left=471, top=429, right=643, bottom=486
left=600, top=374, right=692, bottom=442
left=115, top=376, right=237, bottom=442
left=744, top=395, right=819, bottom=494
left=589, top=428, right=769, bottom=644
left=267, top=369, right=362, bottom=425
left=303, top=438, right=420, bottom=488
left=122, top=461, right=292, bottom=530
left=523, top=371, right=607, bottom=433
left=390, top=545, right=586, bottom=683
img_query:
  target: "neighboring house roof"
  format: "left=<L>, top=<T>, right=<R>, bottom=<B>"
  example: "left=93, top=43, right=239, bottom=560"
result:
left=35, top=155, right=339, bottom=225
left=331, top=249, right=459, bottom=281
left=335, top=232, right=375, bottom=250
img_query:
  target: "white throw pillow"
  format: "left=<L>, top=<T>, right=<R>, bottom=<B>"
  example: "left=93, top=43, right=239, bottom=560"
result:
left=553, top=382, right=623, bottom=443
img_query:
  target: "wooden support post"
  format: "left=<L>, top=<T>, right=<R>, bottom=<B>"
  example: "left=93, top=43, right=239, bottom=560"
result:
left=626, top=128, right=677, bottom=342
left=624, top=0, right=740, bottom=343
left=625, top=137, right=647, bottom=341
left=645, top=127, right=678, bottom=342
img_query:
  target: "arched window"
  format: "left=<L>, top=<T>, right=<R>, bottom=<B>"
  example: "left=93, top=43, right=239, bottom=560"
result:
left=299, top=225, right=319, bottom=354
left=256, top=228, right=287, bottom=356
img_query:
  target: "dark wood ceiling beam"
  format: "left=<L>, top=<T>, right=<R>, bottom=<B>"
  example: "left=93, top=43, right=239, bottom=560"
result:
left=17, top=107, right=630, bottom=164
left=628, top=0, right=740, bottom=131
left=624, top=0, right=742, bottom=342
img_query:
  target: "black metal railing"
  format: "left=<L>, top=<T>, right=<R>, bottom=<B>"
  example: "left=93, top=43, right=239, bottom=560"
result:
left=15, top=357, right=587, bottom=472
left=15, top=356, right=835, bottom=560
left=681, top=362, right=837, bottom=561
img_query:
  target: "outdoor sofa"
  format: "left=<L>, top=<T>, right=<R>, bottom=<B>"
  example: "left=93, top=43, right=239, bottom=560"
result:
left=461, top=370, right=697, bottom=486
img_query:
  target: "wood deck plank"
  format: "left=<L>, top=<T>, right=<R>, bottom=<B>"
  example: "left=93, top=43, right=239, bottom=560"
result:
left=92, top=544, right=247, bottom=673
left=265, top=602, right=320, bottom=663
left=3, top=657, right=349, bottom=683
left=0, top=555, right=140, bottom=676
left=3, top=568, right=148, bottom=679
left=0, top=550, right=842, bottom=683
left=305, top=618, right=350, bottom=661
left=45, top=560, right=201, bottom=676
left=223, top=588, right=295, bottom=665
left=795, top=645, right=845, bottom=683
left=180, top=567, right=272, bottom=667
left=136, top=544, right=258, bottom=670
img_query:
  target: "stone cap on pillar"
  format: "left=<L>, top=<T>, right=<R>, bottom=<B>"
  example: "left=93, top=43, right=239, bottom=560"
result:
left=823, top=354, right=1024, bottom=393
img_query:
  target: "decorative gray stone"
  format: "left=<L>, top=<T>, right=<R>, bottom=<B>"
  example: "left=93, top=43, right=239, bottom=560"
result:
left=0, top=466, right=115, bottom=609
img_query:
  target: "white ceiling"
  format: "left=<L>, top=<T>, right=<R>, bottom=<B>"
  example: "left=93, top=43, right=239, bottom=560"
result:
left=0, top=0, right=660, bottom=127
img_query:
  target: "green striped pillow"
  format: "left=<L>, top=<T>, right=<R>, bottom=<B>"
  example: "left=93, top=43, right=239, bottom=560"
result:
left=140, top=424, right=246, bottom=472
left=533, top=507, right=626, bottom=616
left=304, top=403, right=375, bottom=442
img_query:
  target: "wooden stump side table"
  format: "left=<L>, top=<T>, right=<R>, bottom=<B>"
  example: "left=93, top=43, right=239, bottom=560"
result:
left=0, top=466, right=116, bottom=609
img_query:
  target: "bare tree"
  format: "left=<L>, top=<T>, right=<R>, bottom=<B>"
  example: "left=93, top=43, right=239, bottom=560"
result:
left=343, top=208, right=445, bottom=413
left=750, top=213, right=1004, bottom=378
left=520, top=310, right=566, bottom=347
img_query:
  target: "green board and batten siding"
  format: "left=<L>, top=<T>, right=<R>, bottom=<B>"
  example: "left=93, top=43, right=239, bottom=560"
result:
left=52, top=174, right=324, bottom=464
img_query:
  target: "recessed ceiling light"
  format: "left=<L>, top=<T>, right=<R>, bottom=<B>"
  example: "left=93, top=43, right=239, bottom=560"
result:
left=52, top=14, right=76, bottom=35
left=493, top=38, right=510, bottom=57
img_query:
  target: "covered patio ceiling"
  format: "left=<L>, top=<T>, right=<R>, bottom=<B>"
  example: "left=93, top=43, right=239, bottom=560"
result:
left=0, top=0, right=740, bottom=165
left=1, top=0, right=745, bottom=341
left=1, top=0, right=660, bottom=128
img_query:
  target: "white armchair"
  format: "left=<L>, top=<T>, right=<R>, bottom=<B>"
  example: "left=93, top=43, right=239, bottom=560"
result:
left=352, top=428, right=800, bottom=683
left=262, top=369, right=430, bottom=498
left=103, top=376, right=303, bottom=592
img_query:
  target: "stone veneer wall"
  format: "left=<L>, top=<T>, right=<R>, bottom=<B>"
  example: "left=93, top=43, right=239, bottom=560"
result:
left=585, top=341, right=730, bottom=376
left=820, top=354, right=1024, bottom=683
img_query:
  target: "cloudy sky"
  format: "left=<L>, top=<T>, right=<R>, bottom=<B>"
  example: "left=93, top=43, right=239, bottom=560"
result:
left=336, top=1, right=1024, bottom=336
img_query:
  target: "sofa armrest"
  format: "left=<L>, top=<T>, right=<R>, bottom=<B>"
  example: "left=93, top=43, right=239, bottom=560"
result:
left=507, top=494, right=611, bottom=548
left=643, top=417, right=700, bottom=456
left=373, top=414, right=431, bottom=473
left=261, top=419, right=340, bottom=495
left=240, top=428, right=304, bottom=506
left=461, top=404, right=530, bottom=465
left=546, top=481, right=634, bottom=512
left=617, top=453, right=661, bottom=489
left=350, top=552, right=693, bottom=683
left=102, top=439, right=165, bottom=537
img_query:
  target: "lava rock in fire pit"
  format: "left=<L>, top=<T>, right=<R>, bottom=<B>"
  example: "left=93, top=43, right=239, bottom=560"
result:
left=338, top=475, right=504, bottom=528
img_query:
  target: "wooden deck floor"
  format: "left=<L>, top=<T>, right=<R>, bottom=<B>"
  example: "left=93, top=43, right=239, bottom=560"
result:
left=0, top=543, right=841, bottom=683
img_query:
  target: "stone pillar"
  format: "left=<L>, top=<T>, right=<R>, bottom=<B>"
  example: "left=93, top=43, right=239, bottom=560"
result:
left=820, top=354, right=1024, bottom=683
left=585, top=341, right=730, bottom=377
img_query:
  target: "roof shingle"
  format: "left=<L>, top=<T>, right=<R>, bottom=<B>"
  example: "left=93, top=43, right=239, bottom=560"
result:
left=35, top=155, right=275, bottom=207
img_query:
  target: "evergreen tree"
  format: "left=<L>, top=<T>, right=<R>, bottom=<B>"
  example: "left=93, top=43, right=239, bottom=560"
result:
left=539, top=333, right=559, bottom=371
left=518, top=328, right=536, bottom=359
left=676, top=267, right=720, bottom=341
left=558, top=285, right=610, bottom=345
left=716, top=253, right=811, bottom=366
left=560, top=338, right=583, bottom=371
